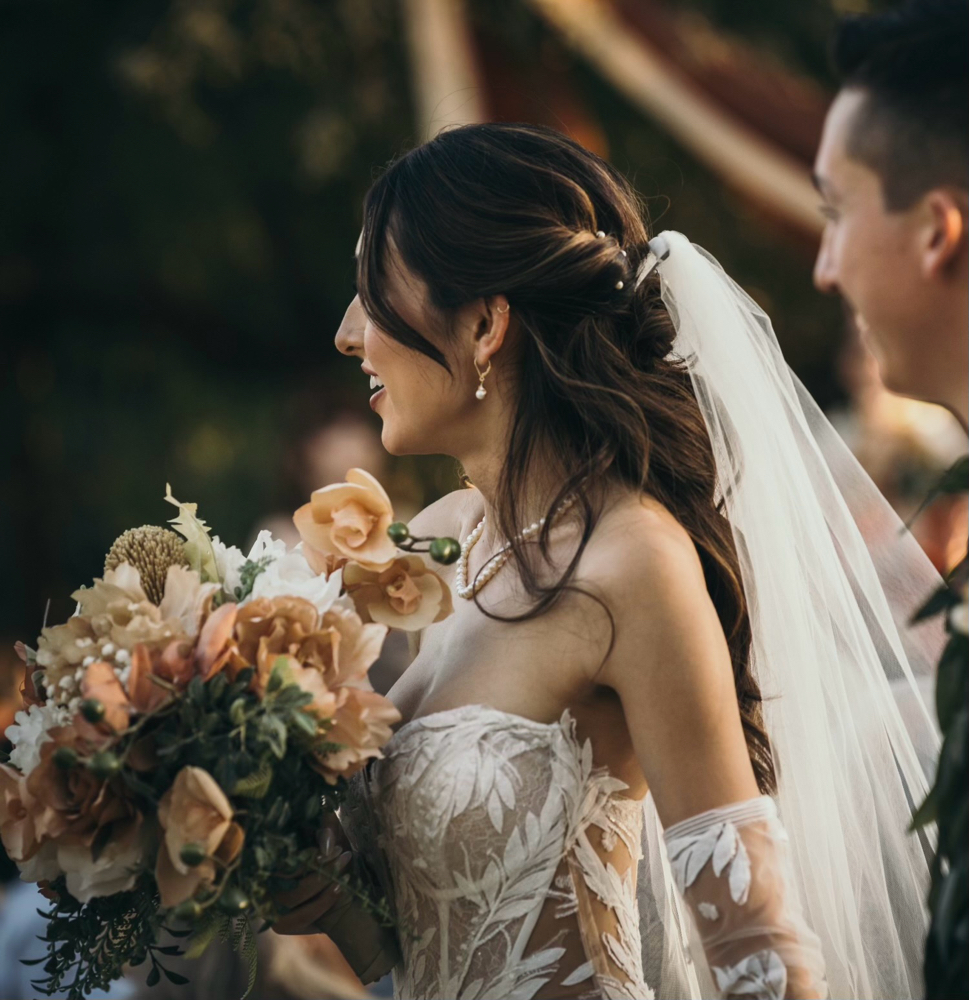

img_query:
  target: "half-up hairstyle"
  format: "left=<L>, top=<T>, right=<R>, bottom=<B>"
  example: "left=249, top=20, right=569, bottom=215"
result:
left=358, top=123, right=774, bottom=794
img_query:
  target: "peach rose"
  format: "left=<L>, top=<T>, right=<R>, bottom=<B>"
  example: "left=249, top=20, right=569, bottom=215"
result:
left=26, top=732, right=132, bottom=846
left=293, top=468, right=397, bottom=574
left=344, top=556, right=453, bottom=632
left=230, top=598, right=385, bottom=696
left=313, top=688, right=401, bottom=784
left=155, top=766, right=244, bottom=908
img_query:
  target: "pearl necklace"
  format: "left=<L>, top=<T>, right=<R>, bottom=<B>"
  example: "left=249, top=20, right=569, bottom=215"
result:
left=455, top=495, right=576, bottom=600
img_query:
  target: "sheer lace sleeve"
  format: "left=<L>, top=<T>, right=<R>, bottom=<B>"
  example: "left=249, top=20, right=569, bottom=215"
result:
left=663, top=796, right=827, bottom=1000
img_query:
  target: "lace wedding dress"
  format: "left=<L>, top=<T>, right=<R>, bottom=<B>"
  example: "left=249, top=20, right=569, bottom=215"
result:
left=342, top=704, right=826, bottom=1000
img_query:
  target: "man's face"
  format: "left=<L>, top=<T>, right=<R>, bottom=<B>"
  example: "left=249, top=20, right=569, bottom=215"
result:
left=813, top=89, right=932, bottom=397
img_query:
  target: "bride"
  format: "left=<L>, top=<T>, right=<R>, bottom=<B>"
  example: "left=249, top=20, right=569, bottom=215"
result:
left=274, top=123, right=941, bottom=1000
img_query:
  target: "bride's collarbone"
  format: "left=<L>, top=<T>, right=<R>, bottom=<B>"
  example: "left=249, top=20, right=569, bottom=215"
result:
left=387, top=594, right=608, bottom=736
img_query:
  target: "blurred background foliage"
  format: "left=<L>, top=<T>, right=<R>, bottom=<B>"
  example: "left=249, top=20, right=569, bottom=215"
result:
left=0, top=0, right=951, bottom=654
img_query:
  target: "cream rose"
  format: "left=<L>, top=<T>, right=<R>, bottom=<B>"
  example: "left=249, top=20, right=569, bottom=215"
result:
left=344, top=555, right=453, bottom=632
left=293, top=468, right=397, bottom=574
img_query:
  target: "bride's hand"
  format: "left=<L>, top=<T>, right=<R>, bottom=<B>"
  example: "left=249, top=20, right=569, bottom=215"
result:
left=272, top=817, right=351, bottom=935
left=271, top=815, right=401, bottom=983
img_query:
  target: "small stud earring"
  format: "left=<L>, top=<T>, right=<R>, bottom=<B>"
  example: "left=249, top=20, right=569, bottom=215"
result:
left=496, top=302, right=509, bottom=314
left=474, top=359, right=492, bottom=400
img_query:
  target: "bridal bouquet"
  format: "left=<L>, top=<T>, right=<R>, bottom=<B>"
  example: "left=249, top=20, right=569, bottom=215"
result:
left=0, top=469, right=457, bottom=998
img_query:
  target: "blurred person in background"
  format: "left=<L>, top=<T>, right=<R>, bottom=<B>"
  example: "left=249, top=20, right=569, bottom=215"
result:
left=814, top=2, right=968, bottom=997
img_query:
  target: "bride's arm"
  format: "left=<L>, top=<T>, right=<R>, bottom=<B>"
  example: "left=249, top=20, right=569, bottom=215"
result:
left=589, top=510, right=826, bottom=1000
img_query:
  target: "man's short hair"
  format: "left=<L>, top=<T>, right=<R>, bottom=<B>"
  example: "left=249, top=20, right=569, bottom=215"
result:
left=832, top=0, right=968, bottom=210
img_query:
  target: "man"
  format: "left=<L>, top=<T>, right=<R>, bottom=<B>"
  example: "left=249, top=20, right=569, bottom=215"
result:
left=813, top=0, right=968, bottom=430
left=813, top=4, right=968, bottom=998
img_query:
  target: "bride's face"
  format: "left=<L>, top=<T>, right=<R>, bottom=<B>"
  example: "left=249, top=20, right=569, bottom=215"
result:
left=334, top=257, right=487, bottom=457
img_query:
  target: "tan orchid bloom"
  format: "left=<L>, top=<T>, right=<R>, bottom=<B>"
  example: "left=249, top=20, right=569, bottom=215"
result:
left=128, top=644, right=175, bottom=714
left=293, top=468, right=397, bottom=573
left=344, top=555, right=453, bottom=632
left=155, top=766, right=243, bottom=908
left=80, top=661, right=132, bottom=733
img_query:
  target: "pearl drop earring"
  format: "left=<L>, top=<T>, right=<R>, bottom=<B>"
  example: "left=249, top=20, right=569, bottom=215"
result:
left=474, top=359, right=492, bottom=400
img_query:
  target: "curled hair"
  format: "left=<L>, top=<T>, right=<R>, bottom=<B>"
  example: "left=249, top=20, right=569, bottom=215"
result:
left=358, top=123, right=774, bottom=793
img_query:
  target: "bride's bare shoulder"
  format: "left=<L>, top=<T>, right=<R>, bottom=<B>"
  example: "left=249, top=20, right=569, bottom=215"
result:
left=406, top=487, right=481, bottom=543
left=581, top=492, right=707, bottom=604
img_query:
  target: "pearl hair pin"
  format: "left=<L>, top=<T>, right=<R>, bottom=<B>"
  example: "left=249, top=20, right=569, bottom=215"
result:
left=455, top=495, right=576, bottom=600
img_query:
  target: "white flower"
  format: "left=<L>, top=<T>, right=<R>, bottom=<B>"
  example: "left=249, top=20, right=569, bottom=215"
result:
left=246, top=529, right=287, bottom=565
left=5, top=703, right=65, bottom=776
left=949, top=597, right=968, bottom=637
left=212, top=536, right=246, bottom=598
left=57, top=827, right=146, bottom=902
left=248, top=545, right=344, bottom=615
left=19, top=840, right=62, bottom=884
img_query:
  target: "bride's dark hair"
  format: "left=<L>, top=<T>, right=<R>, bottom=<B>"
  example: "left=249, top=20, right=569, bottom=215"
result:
left=358, top=122, right=774, bottom=793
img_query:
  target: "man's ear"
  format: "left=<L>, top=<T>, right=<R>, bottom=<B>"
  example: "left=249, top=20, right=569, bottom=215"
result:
left=922, top=188, right=968, bottom=279
left=473, top=295, right=511, bottom=368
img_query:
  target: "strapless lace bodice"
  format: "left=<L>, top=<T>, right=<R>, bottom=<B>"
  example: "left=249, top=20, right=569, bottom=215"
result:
left=343, top=705, right=652, bottom=1000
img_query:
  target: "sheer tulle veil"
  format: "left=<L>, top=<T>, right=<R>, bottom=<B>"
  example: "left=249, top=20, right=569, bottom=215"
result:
left=634, top=232, right=943, bottom=999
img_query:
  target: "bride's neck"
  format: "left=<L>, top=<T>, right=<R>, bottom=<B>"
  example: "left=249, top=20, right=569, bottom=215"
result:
left=459, top=445, right=571, bottom=547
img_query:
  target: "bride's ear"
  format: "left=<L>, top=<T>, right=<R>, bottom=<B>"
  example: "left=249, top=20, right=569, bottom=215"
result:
left=473, top=295, right=511, bottom=369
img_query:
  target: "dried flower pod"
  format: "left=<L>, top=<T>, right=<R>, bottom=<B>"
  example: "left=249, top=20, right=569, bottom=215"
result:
left=104, top=525, right=188, bottom=604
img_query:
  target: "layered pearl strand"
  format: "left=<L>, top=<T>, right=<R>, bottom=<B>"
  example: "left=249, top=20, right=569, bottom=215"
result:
left=455, top=495, right=576, bottom=600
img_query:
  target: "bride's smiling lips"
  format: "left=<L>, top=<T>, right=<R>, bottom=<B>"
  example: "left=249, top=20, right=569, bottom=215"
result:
left=362, top=364, right=386, bottom=410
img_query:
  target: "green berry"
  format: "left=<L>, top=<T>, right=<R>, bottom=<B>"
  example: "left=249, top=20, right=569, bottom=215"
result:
left=387, top=522, right=410, bottom=544
left=172, top=899, right=202, bottom=923
left=53, top=746, right=78, bottom=770
left=179, top=842, right=208, bottom=867
left=87, top=751, right=120, bottom=780
left=218, top=886, right=249, bottom=914
left=429, top=536, right=461, bottom=565
left=79, top=698, right=105, bottom=724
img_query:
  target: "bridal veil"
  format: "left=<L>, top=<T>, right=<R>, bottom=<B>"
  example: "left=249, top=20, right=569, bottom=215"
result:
left=635, top=232, right=943, bottom=999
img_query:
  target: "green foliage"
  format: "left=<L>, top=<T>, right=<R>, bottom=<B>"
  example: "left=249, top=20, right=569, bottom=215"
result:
left=910, top=457, right=968, bottom=1000
left=233, top=555, right=274, bottom=601
left=30, top=874, right=170, bottom=999
left=29, top=662, right=392, bottom=998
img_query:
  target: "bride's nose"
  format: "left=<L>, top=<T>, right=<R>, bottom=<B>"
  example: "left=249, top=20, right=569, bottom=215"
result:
left=335, top=296, right=366, bottom=357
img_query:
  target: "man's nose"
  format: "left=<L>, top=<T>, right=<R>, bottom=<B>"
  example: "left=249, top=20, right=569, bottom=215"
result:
left=813, top=232, right=838, bottom=294
left=335, top=296, right=366, bottom=357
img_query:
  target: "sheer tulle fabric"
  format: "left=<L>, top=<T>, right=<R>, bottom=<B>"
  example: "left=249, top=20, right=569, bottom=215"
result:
left=664, top=798, right=826, bottom=1000
left=636, top=232, right=943, bottom=1000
